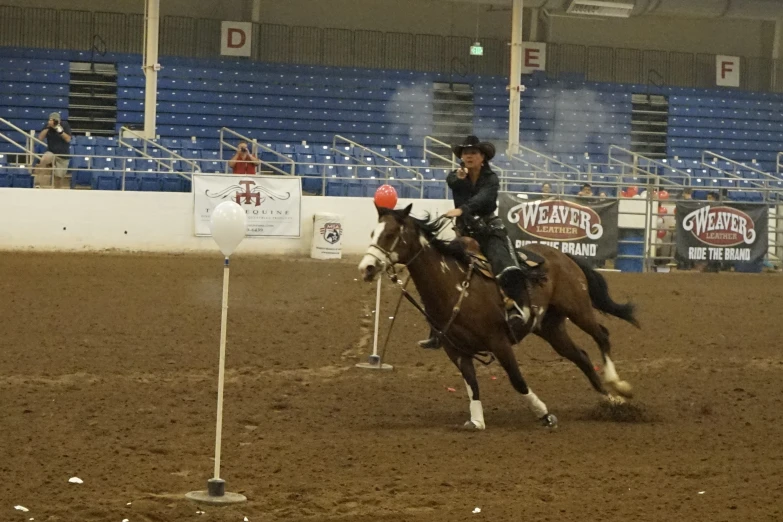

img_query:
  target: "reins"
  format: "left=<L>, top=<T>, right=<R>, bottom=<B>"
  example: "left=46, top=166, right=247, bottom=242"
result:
left=380, top=225, right=496, bottom=366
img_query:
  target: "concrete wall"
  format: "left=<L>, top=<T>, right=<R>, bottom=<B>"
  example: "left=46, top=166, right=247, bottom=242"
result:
left=546, top=14, right=772, bottom=58
left=0, top=188, right=453, bottom=254
left=1, top=0, right=774, bottom=57
left=0, top=0, right=514, bottom=39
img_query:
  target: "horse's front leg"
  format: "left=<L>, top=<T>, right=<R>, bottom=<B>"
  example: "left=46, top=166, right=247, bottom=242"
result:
left=444, top=345, right=484, bottom=430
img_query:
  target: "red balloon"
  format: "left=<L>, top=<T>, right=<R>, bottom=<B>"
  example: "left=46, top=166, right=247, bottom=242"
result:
left=626, top=186, right=638, bottom=198
left=659, top=190, right=670, bottom=200
left=657, top=229, right=666, bottom=239
left=658, top=206, right=668, bottom=215
left=374, top=184, right=398, bottom=209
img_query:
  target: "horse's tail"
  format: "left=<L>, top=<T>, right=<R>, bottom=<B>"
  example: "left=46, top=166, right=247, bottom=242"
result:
left=566, top=255, right=640, bottom=328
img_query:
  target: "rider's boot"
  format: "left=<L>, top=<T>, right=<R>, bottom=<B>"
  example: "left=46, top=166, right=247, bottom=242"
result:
left=417, top=328, right=441, bottom=349
left=497, top=266, right=532, bottom=334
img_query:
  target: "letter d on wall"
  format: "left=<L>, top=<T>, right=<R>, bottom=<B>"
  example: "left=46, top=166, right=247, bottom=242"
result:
left=221, top=21, right=253, bottom=57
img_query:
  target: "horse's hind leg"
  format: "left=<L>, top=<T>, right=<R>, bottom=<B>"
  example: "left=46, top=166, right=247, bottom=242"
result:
left=492, top=340, right=558, bottom=428
left=568, top=311, right=633, bottom=399
left=443, top=345, right=485, bottom=430
left=537, top=312, right=608, bottom=396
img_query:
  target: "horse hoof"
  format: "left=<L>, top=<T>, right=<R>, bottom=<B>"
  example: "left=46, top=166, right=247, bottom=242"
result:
left=539, top=413, right=558, bottom=429
left=606, top=394, right=627, bottom=406
left=609, top=380, right=634, bottom=399
left=462, top=420, right=485, bottom=431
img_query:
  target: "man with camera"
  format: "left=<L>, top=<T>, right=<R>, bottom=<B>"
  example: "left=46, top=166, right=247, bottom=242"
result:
left=34, top=112, right=72, bottom=189
left=227, top=141, right=261, bottom=175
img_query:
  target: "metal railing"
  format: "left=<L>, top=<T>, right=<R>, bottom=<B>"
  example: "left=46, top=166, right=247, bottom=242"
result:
left=702, top=151, right=780, bottom=194
left=423, top=136, right=458, bottom=168
left=219, top=127, right=294, bottom=176
left=608, top=145, right=692, bottom=188
left=510, top=144, right=580, bottom=179
left=778, top=152, right=783, bottom=177
left=331, top=135, right=424, bottom=197
left=0, top=117, right=47, bottom=163
left=118, top=127, right=200, bottom=179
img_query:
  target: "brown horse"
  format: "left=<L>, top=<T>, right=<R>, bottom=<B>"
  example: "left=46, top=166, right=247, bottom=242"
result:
left=358, top=204, right=640, bottom=430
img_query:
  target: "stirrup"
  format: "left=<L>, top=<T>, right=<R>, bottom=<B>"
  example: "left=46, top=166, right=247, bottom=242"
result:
left=417, top=337, right=441, bottom=350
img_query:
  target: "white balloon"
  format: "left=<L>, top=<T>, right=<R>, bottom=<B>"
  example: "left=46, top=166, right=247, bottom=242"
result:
left=210, top=201, right=247, bottom=257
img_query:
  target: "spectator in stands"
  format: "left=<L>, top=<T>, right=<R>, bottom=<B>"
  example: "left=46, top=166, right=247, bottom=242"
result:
left=682, top=188, right=693, bottom=200
left=578, top=183, right=593, bottom=198
left=228, top=141, right=261, bottom=175
left=540, top=182, right=555, bottom=199
left=33, top=112, right=72, bottom=189
left=707, top=191, right=718, bottom=202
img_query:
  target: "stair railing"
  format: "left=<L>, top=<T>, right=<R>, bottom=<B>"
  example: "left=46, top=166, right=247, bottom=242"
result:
left=90, top=34, right=108, bottom=73
left=219, top=127, right=294, bottom=176
left=423, top=136, right=459, bottom=168
left=647, top=68, right=664, bottom=96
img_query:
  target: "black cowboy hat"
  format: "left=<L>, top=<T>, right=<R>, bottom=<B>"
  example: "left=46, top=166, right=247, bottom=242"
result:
left=452, top=135, right=495, bottom=161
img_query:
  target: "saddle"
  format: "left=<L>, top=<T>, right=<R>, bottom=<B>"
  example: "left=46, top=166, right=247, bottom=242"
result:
left=457, top=237, right=545, bottom=281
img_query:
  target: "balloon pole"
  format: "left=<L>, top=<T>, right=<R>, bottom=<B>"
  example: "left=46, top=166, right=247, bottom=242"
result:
left=357, top=185, right=397, bottom=371
left=213, top=257, right=230, bottom=481
left=187, top=202, right=247, bottom=505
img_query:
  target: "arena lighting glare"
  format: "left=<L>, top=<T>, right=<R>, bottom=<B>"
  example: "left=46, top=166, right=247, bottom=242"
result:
left=566, top=0, right=634, bottom=18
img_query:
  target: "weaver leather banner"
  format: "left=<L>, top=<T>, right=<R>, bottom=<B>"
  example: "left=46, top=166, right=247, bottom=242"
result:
left=193, top=174, right=302, bottom=237
left=675, top=202, right=767, bottom=263
left=499, top=194, right=619, bottom=261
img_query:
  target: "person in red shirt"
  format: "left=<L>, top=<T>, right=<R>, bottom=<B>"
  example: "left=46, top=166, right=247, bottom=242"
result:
left=228, top=141, right=261, bottom=175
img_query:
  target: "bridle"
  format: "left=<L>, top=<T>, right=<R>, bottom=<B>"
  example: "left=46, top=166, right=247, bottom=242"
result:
left=368, top=217, right=494, bottom=366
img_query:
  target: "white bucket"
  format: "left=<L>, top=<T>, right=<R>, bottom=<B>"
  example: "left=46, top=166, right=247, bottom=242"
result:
left=311, top=212, right=343, bottom=260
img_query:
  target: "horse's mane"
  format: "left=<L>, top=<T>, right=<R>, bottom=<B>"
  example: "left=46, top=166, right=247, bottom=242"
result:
left=379, top=207, right=471, bottom=264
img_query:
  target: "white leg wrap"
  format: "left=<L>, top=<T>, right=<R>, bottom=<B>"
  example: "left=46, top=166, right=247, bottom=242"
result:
left=469, top=400, right=486, bottom=430
left=604, top=356, right=619, bottom=383
left=522, top=390, right=548, bottom=418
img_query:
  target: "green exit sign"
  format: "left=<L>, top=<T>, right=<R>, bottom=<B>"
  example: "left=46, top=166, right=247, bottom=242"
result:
left=470, top=43, right=483, bottom=56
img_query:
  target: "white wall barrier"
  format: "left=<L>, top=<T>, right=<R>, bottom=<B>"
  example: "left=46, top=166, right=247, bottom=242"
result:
left=0, top=189, right=454, bottom=255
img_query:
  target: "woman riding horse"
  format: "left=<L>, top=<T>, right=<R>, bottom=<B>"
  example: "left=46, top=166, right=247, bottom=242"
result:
left=419, top=135, right=542, bottom=349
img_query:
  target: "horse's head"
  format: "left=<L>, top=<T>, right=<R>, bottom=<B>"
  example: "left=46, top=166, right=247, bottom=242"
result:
left=358, top=203, right=420, bottom=281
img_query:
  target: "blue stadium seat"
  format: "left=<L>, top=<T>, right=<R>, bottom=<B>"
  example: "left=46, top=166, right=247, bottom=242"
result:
left=0, top=168, right=12, bottom=187
left=162, top=174, right=185, bottom=192
left=141, top=174, right=162, bottom=191
left=92, top=173, right=119, bottom=191
left=326, top=175, right=346, bottom=196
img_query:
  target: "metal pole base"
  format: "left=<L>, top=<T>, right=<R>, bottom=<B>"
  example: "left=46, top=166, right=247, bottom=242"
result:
left=355, top=354, right=393, bottom=371
left=186, top=478, right=247, bottom=505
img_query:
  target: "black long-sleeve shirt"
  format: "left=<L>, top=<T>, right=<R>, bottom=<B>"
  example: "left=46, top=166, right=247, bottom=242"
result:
left=446, top=165, right=500, bottom=218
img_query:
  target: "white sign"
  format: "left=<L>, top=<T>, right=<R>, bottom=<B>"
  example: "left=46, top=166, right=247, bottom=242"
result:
left=221, top=21, right=252, bottom=57
left=193, top=175, right=301, bottom=237
left=521, top=42, right=547, bottom=74
left=311, top=212, right=343, bottom=260
left=716, top=55, right=740, bottom=87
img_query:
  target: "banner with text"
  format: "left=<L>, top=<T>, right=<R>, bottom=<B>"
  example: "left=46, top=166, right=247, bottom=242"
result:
left=193, top=174, right=302, bottom=237
left=499, top=194, right=619, bottom=261
left=675, top=202, right=767, bottom=263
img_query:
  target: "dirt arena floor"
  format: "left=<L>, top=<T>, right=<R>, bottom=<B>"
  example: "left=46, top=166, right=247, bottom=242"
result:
left=2, top=252, right=783, bottom=522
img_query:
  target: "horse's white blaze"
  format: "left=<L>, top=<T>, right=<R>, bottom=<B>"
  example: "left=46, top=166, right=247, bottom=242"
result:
left=522, top=389, right=548, bottom=418
left=358, top=222, right=388, bottom=273
left=603, top=355, right=620, bottom=383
